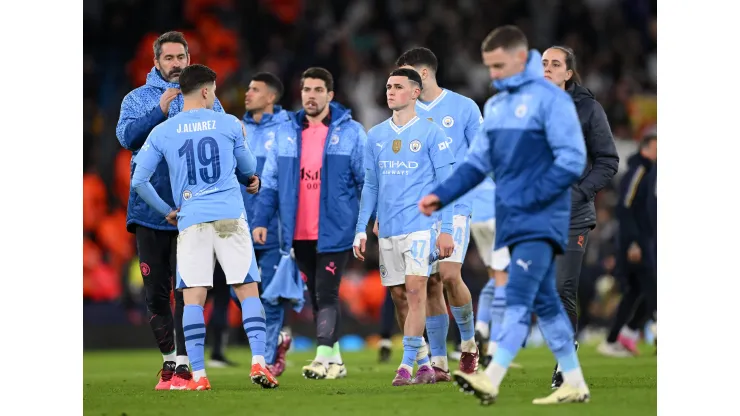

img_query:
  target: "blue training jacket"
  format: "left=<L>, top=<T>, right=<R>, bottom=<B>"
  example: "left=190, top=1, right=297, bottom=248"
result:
left=434, top=50, right=586, bottom=254
left=241, top=106, right=292, bottom=250
left=253, top=102, right=367, bottom=253
left=115, top=67, right=224, bottom=232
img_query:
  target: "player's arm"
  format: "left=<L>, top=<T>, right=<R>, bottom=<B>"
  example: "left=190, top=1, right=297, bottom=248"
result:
left=617, top=165, right=648, bottom=246
left=252, top=123, right=283, bottom=229
left=463, top=99, right=484, bottom=147
left=350, top=123, right=368, bottom=198
left=429, top=127, right=456, bottom=234
left=356, top=143, right=378, bottom=235
left=116, top=93, right=167, bottom=151
left=431, top=124, right=491, bottom=211
left=578, top=100, right=619, bottom=199
left=519, top=93, right=587, bottom=209
left=353, top=142, right=378, bottom=260
left=130, top=135, right=173, bottom=217
left=234, top=120, right=258, bottom=184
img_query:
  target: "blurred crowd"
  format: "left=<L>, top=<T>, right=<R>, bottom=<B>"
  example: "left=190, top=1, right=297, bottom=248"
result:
left=83, top=0, right=657, bottom=338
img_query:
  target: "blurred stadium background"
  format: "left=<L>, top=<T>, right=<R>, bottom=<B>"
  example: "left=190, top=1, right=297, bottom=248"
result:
left=83, top=0, right=657, bottom=352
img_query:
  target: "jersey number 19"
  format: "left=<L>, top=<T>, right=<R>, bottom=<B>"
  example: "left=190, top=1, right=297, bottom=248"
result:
left=179, top=137, right=221, bottom=185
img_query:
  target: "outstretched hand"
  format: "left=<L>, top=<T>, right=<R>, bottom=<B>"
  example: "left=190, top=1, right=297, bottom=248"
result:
left=418, top=194, right=441, bottom=216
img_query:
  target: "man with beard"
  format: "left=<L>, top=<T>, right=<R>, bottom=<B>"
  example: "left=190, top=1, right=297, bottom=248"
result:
left=253, top=67, right=367, bottom=381
left=116, top=31, right=259, bottom=390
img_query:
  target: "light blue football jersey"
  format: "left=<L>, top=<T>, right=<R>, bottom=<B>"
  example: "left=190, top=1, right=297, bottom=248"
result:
left=415, top=88, right=496, bottom=220
left=364, top=116, right=455, bottom=239
left=470, top=178, right=496, bottom=223
left=134, top=109, right=255, bottom=231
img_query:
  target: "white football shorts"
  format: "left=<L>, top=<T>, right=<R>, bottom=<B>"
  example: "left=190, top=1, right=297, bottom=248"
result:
left=378, top=228, right=437, bottom=287
left=431, top=214, right=471, bottom=274
left=469, top=218, right=510, bottom=271
left=176, top=218, right=261, bottom=289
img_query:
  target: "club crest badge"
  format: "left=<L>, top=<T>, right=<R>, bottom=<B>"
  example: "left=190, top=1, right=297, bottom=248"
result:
left=409, top=140, right=422, bottom=152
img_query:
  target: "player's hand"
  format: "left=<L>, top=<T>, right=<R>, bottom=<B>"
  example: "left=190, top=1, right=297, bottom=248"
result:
left=353, top=232, right=368, bottom=261
left=253, top=227, right=268, bottom=244
left=437, top=232, right=455, bottom=259
left=373, top=219, right=379, bottom=237
left=246, top=175, right=260, bottom=194
left=160, top=88, right=180, bottom=115
left=419, top=194, right=441, bottom=216
left=627, top=242, right=642, bottom=263
left=165, top=208, right=179, bottom=227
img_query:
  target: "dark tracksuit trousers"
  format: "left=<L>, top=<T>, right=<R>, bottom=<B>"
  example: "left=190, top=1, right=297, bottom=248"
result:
left=293, top=240, right=351, bottom=347
left=135, top=226, right=186, bottom=358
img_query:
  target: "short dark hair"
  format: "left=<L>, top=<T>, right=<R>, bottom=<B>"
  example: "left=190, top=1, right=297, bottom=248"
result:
left=251, top=72, right=284, bottom=102
left=301, top=67, right=334, bottom=92
left=640, top=133, right=657, bottom=148
left=549, top=45, right=582, bottom=88
left=179, top=64, right=217, bottom=95
left=388, top=68, right=423, bottom=90
left=153, top=31, right=189, bottom=59
left=396, top=47, right=438, bottom=73
left=481, top=25, right=528, bottom=52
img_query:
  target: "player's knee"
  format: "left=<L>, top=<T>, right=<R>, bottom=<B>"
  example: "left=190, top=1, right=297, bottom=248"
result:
left=145, top=292, right=172, bottom=315
left=405, top=286, right=426, bottom=308
left=505, top=304, right=530, bottom=327
left=440, top=269, right=462, bottom=288
left=183, top=287, right=208, bottom=306
left=494, top=270, right=509, bottom=287
left=232, top=282, right=259, bottom=301
left=556, top=273, right=575, bottom=298
left=146, top=301, right=171, bottom=316
left=390, top=285, right=407, bottom=304
left=315, top=281, right=340, bottom=307
left=558, top=292, right=576, bottom=313
left=534, top=295, right=562, bottom=321
left=426, top=274, right=443, bottom=293
left=505, top=280, right=537, bottom=308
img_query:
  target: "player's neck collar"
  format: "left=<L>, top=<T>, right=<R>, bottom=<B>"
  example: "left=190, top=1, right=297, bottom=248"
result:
left=388, top=115, right=419, bottom=134
left=416, top=89, right=447, bottom=111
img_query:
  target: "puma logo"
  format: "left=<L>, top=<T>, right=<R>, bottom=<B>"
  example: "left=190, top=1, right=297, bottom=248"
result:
left=286, top=136, right=295, bottom=143
left=326, top=262, right=337, bottom=275
left=376, top=142, right=385, bottom=149
left=515, top=259, right=532, bottom=272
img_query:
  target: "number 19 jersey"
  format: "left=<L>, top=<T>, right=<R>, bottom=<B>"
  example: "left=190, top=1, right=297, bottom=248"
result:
left=135, top=109, right=249, bottom=231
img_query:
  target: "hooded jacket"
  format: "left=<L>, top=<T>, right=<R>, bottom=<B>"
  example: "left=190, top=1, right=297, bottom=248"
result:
left=241, top=106, right=292, bottom=250
left=115, top=67, right=224, bottom=232
left=566, top=83, right=619, bottom=230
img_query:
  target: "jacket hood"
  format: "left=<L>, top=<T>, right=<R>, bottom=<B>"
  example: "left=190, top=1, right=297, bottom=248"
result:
left=292, top=101, right=353, bottom=126
left=568, top=83, right=595, bottom=104
left=493, top=49, right=544, bottom=91
left=145, top=67, right=180, bottom=90
left=243, top=105, right=290, bottom=127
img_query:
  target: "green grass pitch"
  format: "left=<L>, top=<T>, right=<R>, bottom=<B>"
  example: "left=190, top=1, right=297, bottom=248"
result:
left=84, top=344, right=656, bottom=415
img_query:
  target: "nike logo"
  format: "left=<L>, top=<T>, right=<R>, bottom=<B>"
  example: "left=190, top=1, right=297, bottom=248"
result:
left=286, top=136, right=295, bottom=143
left=515, top=259, right=532, bottom=272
